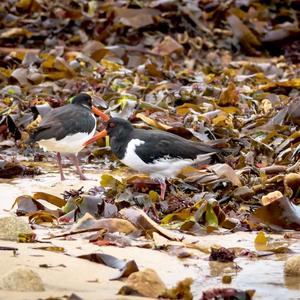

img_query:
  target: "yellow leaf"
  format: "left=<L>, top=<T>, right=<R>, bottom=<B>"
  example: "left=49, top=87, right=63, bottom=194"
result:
left=219, top=82, right=239, bottom=106
left=0, top=28, right=32, bottom=38
left=136, top=113, right=172, bottom=130
left=100, top=173, right=125, bottom=191
left=33, top=192, right=66, bottom=208
left=149, top=190, right=159, bottom=202
left=16, top=0, right=32, bottom=9
left=101, top=59, right=122, bottom=71
left=176, top=103, right=201, bottom=115
left=212, top=113, right=227, bottom=125
left=259, top=79, right=300, bottom=91
left=41, top=54, right=55, bottom=68
left=219, top=106, right=239, bottom=114
left=33, top=246, right=65, bottom=252
left=255, top=231, right=268, bottom=245
left=0, top=67, right=12, bottom=78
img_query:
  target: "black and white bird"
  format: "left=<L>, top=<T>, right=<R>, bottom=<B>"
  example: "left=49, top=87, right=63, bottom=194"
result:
left=27, top=93, right=109, bottom=180
left=84, top=117, right=227, bottom=198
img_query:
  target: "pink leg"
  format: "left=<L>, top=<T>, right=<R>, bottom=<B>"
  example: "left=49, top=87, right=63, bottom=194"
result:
left=160, top=181, right=167, bottom=200
left=56, top=152, right=65, bottom=181
left=69, top=154, right=88, bottom=180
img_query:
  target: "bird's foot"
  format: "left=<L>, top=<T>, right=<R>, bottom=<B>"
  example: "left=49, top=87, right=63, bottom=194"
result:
left=75, top=168, right=89, bottom=180
left=160, top=182, right=167, bottom=200
left=78, top=174, right=89, bottom=180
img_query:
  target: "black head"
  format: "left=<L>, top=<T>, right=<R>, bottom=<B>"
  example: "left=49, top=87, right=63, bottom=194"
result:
left=71, top=93, right=92, bottom=109
left=106, top=117, right=134, bottom=138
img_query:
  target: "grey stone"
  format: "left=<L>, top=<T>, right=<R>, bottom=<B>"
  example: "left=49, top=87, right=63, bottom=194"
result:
left=0, top=216, right=32, bottom=241
left=0, top=267, right=45, bottom=291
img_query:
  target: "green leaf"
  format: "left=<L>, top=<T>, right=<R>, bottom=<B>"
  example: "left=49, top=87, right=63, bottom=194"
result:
left=206, top=203, right=218, bottom=228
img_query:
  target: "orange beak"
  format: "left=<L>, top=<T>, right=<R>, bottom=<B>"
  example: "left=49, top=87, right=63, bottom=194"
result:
left=92, top=106, right=110, bottom=122
left=83, top=129, right=108, bottom=146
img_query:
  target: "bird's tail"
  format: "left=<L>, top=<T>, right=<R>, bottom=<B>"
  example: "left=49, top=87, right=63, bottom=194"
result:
left=195, top=152, right=215, bottom=165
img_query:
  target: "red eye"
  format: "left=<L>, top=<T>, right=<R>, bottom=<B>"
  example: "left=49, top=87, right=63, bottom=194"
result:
left=109, top=122, right=115, bottom=128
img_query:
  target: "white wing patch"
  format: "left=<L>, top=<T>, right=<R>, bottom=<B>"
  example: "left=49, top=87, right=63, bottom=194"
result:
left=121, top=139, right=213, bottom=181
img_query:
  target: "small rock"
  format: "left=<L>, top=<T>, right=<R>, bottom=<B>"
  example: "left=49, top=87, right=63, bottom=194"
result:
left=0, top=216, right=33, bottom=241
left=0, top=267, right=45, bottom=291
left=284, top=255, right=300, bottom=276
left=118, top=268, right=166, bottom=297
left=222, top=275, right=232, bottom=284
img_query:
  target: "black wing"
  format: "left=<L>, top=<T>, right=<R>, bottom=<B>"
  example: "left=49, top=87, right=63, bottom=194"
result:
left=133, top=129, right=219, bottom=164
left=28, top=104, right=95, bottom=142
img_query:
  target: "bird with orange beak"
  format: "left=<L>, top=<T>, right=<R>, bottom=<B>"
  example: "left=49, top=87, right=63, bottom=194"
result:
left=84, top=117, right=225, bottom=199
left=27, top=93, right=109, bottom=180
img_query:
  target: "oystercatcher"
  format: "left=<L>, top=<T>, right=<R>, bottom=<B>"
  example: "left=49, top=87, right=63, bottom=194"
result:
left=84, top=117, right=225, bottom=198
left=27, top=93, right=109, bottom=180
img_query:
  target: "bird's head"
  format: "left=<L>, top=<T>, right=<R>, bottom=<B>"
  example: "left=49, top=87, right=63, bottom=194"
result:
left=106, top=118, right=133, bottom=136
left=83, top=117, right=133, bottom=146
left=71, top=93, right=93, bottom=108
left=71, top=93, right=109, bottom=121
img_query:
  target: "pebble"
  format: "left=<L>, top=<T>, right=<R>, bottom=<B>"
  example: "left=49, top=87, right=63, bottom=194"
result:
left=0, top=267, right=45, bottom=291
left=0, top=216, right=32, bottom=241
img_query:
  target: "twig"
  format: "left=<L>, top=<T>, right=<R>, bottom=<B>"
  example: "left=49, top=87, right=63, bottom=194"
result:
left=259, top=165, right=287, bottom=174
left=44, top=227, right=106, bottom=239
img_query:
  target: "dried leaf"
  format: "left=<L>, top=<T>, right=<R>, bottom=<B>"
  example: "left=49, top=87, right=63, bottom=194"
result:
left=136, top=113, right=172, bottom=130
left=78, top=253, right=138, bottom=280
left=114, top=8, right=159, bottom=29
left=120, top=207, right=183, bottom=241
left=208, top=164, right=242, bottom=186
left=252, top=192, right=300, bottom=229
left=219, top=82, right=239, bottom=106
left=32, top=192, right=66, bottom=208
left=152, top=36, right=183, bottom=56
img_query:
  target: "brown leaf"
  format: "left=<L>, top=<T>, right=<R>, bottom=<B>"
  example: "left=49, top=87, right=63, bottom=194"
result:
left=227, top=15, right=261, bottom=54
left=82, top=40, right=109, bottom=61
left=209, top=247, right=236, bottom=262
left=0, top=28, right=33, bottom=39
left=162, top=277, right=193, bottom=300
left=120, top=207, right=183, bottom=241
left=28, top=211, right=58, bottom=225
left=114, top=8, right=159, bottom=29
left=71, top=213, right=138, bottom=235
left=152, top=36, right=183, bottom=56
left=208, top=164, right=242, bottom=186
left=136, top=113, right=172, bottom=130
left=252, top=192, right=300, bottom=229
left=218, top=82, right=239, bottom=106
left=78, top=253, right=139, bottom=280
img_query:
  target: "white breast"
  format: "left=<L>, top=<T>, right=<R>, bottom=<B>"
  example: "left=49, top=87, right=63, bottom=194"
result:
left=38, top=115, right=96, bottom=154
left=121, top=139, right=212, bottom=182
left=121, top=139, right=149, bottom=172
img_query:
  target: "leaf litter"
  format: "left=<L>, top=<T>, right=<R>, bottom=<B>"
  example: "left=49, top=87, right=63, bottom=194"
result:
left=0, top=0, right=300, bottom=299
